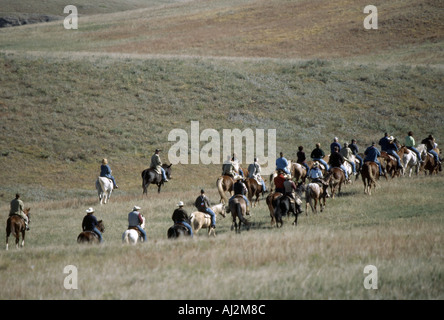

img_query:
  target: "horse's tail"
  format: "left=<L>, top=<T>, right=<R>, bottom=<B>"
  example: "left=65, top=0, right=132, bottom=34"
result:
left=236, top=203, right=247, bottom=224
left=122, top=231, right=130, bottom=244
left=216, top=176, right=228, bottom=204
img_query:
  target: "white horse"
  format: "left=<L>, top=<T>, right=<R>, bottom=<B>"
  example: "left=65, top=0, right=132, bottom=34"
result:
left=190, top=203, right=226, bottom=237
left=402, top=149, right=420, bottom=177
left=96, top=177, right=113, bottom=205
left=122, top=216, right=146, bottom=244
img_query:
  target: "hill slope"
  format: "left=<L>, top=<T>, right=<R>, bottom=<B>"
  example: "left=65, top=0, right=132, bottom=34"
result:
left=0, top=0, right=443, bottom=63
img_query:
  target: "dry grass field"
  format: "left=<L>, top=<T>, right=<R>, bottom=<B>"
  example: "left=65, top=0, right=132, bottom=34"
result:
left=0, top=0, right=443, bottom=302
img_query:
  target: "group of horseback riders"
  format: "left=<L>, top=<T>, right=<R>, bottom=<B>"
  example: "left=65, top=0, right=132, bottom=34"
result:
left=8, top=131, right=441, bottom=243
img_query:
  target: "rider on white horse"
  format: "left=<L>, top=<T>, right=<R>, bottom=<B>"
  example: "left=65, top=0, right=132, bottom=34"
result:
left=405, top=131, right=423, bottom=163
left=100, top=158, right=118, bottom=189
left=127, top=206, right=147, bottom=242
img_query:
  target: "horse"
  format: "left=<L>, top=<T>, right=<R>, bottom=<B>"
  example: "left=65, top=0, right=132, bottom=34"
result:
left=141, top=164, right=172, bottom=195
left=266, top=191, right=283, bottom=227
left=400, top=147, right=420, bottom=177
left=190, top=203, right=226, bottom=237
left=324, top=167, right=346, bottom=199
left=216, top=175, right=234, bottom=204
left=291, top=162, right=307, bottom=183
left=422, top=153, right=442, bottom=175
left=6, top=208, right=31, bottom=250
left=244, top=177, right=264, bottom=207
left=229, top=195, right=250, bottom=233
left=273, top=194, right=302, bottom=227
left=167, top=223, right=192, bottom=239
left=361, top=162, right=379, bottom=195
left=122, top=216, right=146, bottom=244
left=305, top=182, right=329, bottom=214
left=77, top=220, right=105, bottom=244
left=96, top=177, right=113, bottom=204
left=380, top=151, right=402, bottom=178
left=416, top=144, right=441, bottom=175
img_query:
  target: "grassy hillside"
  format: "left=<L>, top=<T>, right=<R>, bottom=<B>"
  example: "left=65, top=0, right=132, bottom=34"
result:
left=0, top=52, right=443, bottom=201
left=0, top=0, right=443, bottom=62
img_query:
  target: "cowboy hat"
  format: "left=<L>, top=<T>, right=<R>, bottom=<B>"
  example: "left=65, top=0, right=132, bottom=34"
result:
left=133, top=205, right=141, bottom=211
left=177, top=201, right=184, bottom=207
left=86, top=207, right=94, bottom=214
left=312, top=162, right=319, bottom=167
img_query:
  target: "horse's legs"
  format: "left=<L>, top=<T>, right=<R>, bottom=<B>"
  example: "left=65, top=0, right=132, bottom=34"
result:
left=21, top=230, right=25, bottom=247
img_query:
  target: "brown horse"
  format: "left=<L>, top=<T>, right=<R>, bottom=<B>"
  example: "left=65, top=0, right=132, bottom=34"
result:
left=245, top=177, right=264, bottom=207
left=291, top=163, right=307, bottom=183
left=216, top=175, right=234, bottom=204
left=380, top=151, right=402, bottom=178
left=266, top=191, right=282, bottom=227
left=77, top=220, right=105, bottom=244
left=422, top=153, right=442, bottom=175
left=305, top=182, right=328, bottom=214
left=229, top=195, right=250, bottom=233
left=6, top=208, right=31, bottom=250
left=361, top=162, right=379, bottom=195
left=324, top=167, right=345, bottom=199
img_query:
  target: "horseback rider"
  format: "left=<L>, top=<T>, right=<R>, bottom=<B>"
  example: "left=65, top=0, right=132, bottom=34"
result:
left=150, top=149, right=168, bottom=182
left=349, top=139, right=363, bottom=168
left=421, top=134, right=441, bottom=165
left=100, top=158, right=118, bottom=189
left=232, top=153, right=244, bottom=177
left=330, top=137, right=342, bottom=154
left=329, top=146, right=349, bottom=180
left=9, top=193, right=29, bottom=230
left=222, top=155, right=238, bottom=178
left=172, top=201, right=193, bottom=238
left=247, top=157, right=267, bottom=193
left=226, top=177, right=251, bottom=215
left=340, top=142, right=357, bottom=176
left=273, top=170, right=286, bottom=194
left=364, top=142, right=383, bottom=175
left=283, top=176, right=302, bottom=215
left=296, top=146, right=310, bottom=174
left=307, top=162, right=329, bottom=189
left=386, top=136, right=404, bottom=170
left=276, top=152, right=290, bottom=175
left=378, top=132, right=390, bottom=152
left=310, top=143, right=329, bottom=171
left=127, top=205, right=147, bottom=242
left=405, top=131, right=423, bottom=163
left=81, top=207, right=102, bottom=243
left=195, top=189, right=216, bottom=229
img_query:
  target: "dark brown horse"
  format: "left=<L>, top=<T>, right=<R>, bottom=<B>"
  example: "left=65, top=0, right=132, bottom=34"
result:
left=141, top=164, right=172, bottom=195
left=216, top=175, right=234, bottom=204
left=245, top=177, right=264, bottom=207
left=167, top=223, right=192, bottom=239
left=6, top=208, right=31, bottom=250
left=361, top=162, right=379, bottom=195
left=77, top=220, right=105, bottom=244
left=229, top=195, right=250, bottom=233
left=324, top=167, right=346, bottom=199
